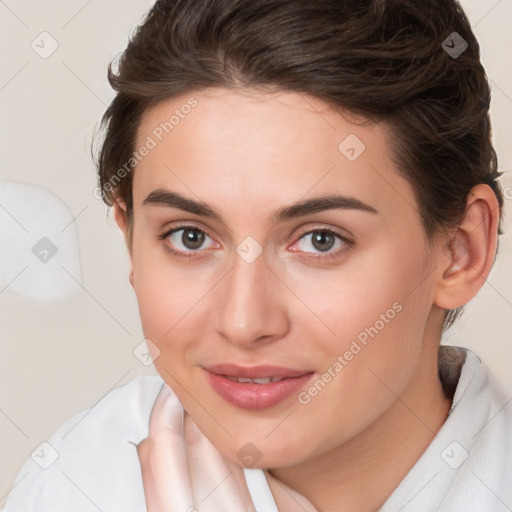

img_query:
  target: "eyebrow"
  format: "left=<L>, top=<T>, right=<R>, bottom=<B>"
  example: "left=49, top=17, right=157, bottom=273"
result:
left=142, top=188, right=379, bottom=224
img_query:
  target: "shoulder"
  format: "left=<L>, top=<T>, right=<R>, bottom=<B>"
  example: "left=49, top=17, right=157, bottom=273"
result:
left=434, top=349, right=512, bottom=509
left=460, top=356, right=512, bottom=499
left=381, top=347, right=512, bottom=512
left=3, top=374, right=164, bottom=512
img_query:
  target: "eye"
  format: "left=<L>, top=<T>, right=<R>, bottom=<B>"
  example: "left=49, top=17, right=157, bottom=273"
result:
left=290, top=229, right=351, bottom=259
left=159, top=226, right=217, bottom=258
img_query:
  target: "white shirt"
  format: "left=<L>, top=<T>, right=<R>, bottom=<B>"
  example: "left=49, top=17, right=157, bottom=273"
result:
left=3, top=346, right=512, bottom=511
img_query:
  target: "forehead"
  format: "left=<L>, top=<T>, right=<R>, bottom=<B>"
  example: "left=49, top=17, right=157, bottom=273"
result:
left=132, top=87, right=417, bottom=226
left=136, top=87, right=376, bottom=160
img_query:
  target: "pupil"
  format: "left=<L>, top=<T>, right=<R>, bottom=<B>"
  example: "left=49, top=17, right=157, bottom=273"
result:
left=183, top=229, right=204, bottom=249
left=312, top=232, right=334, bottom=252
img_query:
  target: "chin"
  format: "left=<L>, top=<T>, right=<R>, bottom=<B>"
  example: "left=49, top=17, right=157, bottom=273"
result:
left=215, top=438, right=309, bottom=470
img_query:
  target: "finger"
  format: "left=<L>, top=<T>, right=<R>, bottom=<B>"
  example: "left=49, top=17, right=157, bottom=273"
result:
left=137, top=383, right=194, bottom=512
left=148, top=383, right=183, bottom=437
left=184, top=412, right=256, bottom=512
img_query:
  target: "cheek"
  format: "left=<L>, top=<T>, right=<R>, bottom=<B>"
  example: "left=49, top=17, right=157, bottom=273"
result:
left=276, top=299, right=431, bottom=466
left=297, top=257, right=433, bottom=435
left=288, top=236, right=431, bottom=345
left=289, top=245, right=433, bottom=411
left=131, top=242, right=211, bottom=360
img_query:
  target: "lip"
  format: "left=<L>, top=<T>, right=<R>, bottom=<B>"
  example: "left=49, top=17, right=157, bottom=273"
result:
left=204, top=364, right=314, bottom=410
left=205, top=364, right=311, bottom=379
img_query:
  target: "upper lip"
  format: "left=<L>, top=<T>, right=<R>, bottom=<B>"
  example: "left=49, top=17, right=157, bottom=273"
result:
left=204, top=364, right=312, bottom=379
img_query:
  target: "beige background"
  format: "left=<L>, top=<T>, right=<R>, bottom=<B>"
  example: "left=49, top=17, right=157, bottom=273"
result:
left=1, top=0, right=511, bottom=507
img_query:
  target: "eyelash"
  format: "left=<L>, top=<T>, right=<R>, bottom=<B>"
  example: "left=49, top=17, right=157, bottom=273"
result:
left=157, top=225, right=206, bottom=260
left=156, top=224, right=354, bottom=262
left=290, top=230, right=353, bottom=262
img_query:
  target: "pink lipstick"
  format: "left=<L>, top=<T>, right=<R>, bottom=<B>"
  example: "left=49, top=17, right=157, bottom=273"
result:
left=204, top=364, right=314, bottom=410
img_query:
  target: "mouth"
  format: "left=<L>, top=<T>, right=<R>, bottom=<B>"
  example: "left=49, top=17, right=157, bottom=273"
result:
left=224, top=375, right=286, bottom=384
left=203, top=364, right=315, bottom=410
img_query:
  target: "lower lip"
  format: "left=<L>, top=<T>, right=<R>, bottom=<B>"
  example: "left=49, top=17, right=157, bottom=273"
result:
left=205, top=370, right=314, bottom=410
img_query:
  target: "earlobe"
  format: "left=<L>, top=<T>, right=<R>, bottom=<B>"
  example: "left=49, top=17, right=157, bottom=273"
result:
left=434, top=184, right=499, bottom=310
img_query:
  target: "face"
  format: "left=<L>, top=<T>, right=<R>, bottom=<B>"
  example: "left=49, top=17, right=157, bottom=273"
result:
left=126, top=87, right=443, bottom=469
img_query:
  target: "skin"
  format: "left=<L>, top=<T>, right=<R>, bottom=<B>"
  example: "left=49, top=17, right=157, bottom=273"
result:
left=113, top=87, right=499, bottom=511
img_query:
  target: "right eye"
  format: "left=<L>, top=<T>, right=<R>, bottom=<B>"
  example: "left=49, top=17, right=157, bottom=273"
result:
left=158, top=226, right=218, bottom=259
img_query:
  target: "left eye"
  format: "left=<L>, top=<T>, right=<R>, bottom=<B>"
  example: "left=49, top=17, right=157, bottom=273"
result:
left=166, top=228, right=216, bottom=252
left=294, top=230, right=346, bottom=254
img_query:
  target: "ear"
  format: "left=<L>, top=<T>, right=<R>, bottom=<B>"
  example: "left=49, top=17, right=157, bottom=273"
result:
left=112, top=200, right=134, bottom=288
left=434, top=184, right=500, bottom=310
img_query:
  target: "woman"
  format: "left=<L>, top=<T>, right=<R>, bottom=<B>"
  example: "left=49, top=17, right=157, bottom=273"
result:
left=4, top=0, right=511, bottom=510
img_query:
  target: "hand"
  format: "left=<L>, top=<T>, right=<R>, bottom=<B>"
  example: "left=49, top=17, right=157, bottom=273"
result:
left=136, top=383, right=257, bottom=512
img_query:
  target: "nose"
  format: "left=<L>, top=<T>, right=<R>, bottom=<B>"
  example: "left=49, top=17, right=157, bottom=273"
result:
left=213, top=256, right=290, bottom=348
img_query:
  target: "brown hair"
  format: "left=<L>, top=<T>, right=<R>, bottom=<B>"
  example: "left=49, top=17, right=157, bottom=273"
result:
left=94, top=0, right=503, bottom=329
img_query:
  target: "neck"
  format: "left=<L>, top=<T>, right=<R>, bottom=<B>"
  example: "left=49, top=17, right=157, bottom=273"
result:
left=265, top=338, right=453, bottom=512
